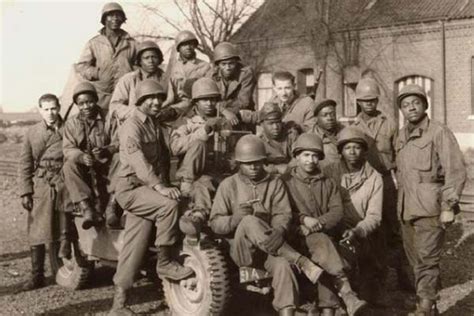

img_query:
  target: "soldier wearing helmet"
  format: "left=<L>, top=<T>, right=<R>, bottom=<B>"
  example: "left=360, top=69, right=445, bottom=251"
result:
left=310, top=99, right=345, bottom=167
left=210, top=135, right=326, bottom=316
left=110, top=79, right=194, bottom=315
left=269, top=71, right=317, bottom=132
left=282, top=132, right=368, bottom=316
left=395, top=84, right=466, bottom=316
left=108, top=40, right=171, bottom=129
left=63, top=82, right=119, bottom=230
left=352, top=77, right=412, bottom=292
left=322, top=127, right=386, bottom=306
left=211, top=42, right=257, bottom=126
left=75, top=2, right=137, bottom=112
left=166, top=30, right=213, bottom=116
left=169, top=77, right=233, bottom=217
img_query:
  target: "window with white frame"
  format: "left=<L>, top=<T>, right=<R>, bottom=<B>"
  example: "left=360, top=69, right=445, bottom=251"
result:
left=257, top=72, right=273, bottom=110
left=297, top=68, right=315, bottom=96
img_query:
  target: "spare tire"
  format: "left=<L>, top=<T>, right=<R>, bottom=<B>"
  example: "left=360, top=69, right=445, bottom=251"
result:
left=55, top=241, right=93, bottom=290
left=163, top=241, right=230, bottom=316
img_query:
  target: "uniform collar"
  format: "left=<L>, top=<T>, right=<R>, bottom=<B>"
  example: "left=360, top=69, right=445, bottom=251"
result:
left=355, top=110, right=385, bottom=123
left=237, top=171, right=271, bottom=185
left=339, top=160, right=374, bottom=191
left=134, top=108, right=149, bottom=123
left=98, top=27, right=130, bottom=39
left=292, top=165, right=325, bottom=183
left=178, top=55, right=198, bottom=65
left=138, top=67, right=163, bottom=80
left=313, top=123, right=343, bottom=138
left=42, top=116, right=63, bottom=131
left=405, top=115, right=429, bottom=139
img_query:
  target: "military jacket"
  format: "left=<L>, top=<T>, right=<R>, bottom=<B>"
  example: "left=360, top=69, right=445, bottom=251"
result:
left=311, top=123, right=345, bottom=167
left=271, top=93, right=316, bottom=132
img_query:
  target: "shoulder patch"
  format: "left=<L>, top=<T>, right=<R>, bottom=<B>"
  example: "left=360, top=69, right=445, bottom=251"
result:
left=126, top=137, right=140, bottom=154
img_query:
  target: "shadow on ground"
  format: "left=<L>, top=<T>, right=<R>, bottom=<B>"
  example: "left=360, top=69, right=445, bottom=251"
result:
left=0, top=250, right=29, bottom=263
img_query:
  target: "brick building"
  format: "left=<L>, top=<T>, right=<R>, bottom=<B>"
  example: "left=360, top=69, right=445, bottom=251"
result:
left=232, top=0, right=474, bottom=149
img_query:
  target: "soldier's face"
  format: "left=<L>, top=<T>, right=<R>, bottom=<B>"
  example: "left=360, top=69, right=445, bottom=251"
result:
left=76, top=94, right=98, bottom=118
left=341, top=142, right=365, bottom=165
left=239, top=160, right=265, bottom=181
left=140, top=95, right=165, bottom=118
left=39, top=100, right=60, bottom=125
left=261, top=118, right=283, bottom=139
left=218, top=59, right=238, bottom=79
left=104, top=11, right=124, bottom=30
left=357, top=98, right=378, bottom=115
left=178, top=41, right=197, bottom=60
left=400, top=95, right=426, bottom=124
left=140, top=50, right=161, bottom=73
left=316, top=106, right=337, bottom=131
left=196, top=97, right=218, bottom=117
left=273, top=79, right=295, bottom=103
left=296, top=150, right=320, bottom=174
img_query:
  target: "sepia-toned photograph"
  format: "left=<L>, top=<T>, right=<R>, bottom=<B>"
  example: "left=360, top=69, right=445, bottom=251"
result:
left=1, top=0, right=473, bottom=315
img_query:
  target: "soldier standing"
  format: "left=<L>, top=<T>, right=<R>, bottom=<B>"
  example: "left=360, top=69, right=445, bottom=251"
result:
left=210, top=135, right=325, bottom=316
left=396, top=84, right=466, bottom=316
left=75, top=2, right=136, bottom=112
left=352, top=77, right=412, bottom=290
left=270, top=71, right=317, bottom=132
left=166, top=30, right=213, bottom=116
left=282, top=133, right=367, bottom=316
left=18, top=94, right=71, bottom=291
left=63, top=82, right=119, bottom=229
left=310, top=99, right=345, bottom=167
left=110, top=79, right=193, bottom=315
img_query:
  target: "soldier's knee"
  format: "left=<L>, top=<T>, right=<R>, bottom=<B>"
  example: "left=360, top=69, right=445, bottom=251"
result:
left=239, top=214, right=265, bottom=229
left=271, top=257, right=293, bottom=274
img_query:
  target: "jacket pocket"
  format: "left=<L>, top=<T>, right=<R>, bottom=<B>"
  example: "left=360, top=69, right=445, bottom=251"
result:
left=415, top=183, right=441, bottom=216
left=411, top=139, right=432, bottom=171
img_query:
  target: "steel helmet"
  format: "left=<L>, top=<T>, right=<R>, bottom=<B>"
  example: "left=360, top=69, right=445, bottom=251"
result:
left=73, top=82, right=98, bottom=103
left=397, top=84, right=428, bottom=109
left=235, top=135, right=267, bottom=163
left=213, top=42, right=240, bottom=64
left=175, top=30, right=199, bottom=51
left=292, top=133, right=324, bottom=159
left=101, top=2, right=126, bottom=25
left=192, top=78, right=221, bottom=100
left=136, top=41, right=163, bottom=65
left=336, top=127, right=368, bottom=153
left=355, top=78, right=380, bottom=100
left=135, top=79, right=166, bottom=105
left=258, top=102, right=282, bottom=123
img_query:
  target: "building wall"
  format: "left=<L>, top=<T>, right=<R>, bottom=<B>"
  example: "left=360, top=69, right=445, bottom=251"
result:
left=238, top=18, right=474, bottom=148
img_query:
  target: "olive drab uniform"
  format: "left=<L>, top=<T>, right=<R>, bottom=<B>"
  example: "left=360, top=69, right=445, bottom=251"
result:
left=75, top=28, right=137, bottom=112
left=311, top=123, right=345, bottom=167
left=63, top=109, right=119, bottom=209
left=113, top=109, right=179, bottom=289
left=259, top=126, right=299, bottom=175
left=270, top=93, right=317, bottom=132
left=396, top=115, right=466, bottom=301
left=209, top=172, right=299, bottom=311
left=19, top=119, right=71, bottom=246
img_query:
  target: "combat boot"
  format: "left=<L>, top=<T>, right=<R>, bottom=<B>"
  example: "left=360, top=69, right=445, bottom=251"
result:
left=105, top=195, right=122, bottom=229
left=78, top=199, right=102, bottom=230
left=278, top=306, right=295, bottom=316
left=108, top=286, right=135, bottom=316
left=397, top=265, right=415, bottom=292
left=156, top=246, right=194, bottom=281
left=20, top=245, right=46, bottom=292
left=334, top=276, right=368, bottom=316
left=277, top=243, right=324, bottom=283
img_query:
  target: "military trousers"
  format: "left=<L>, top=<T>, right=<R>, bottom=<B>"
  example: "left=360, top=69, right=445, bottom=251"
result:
left=401, top=217, right=444, bottom=300
left=113, top=212, right=154, bottom=289
left=231, top=215, right=299, bottom=311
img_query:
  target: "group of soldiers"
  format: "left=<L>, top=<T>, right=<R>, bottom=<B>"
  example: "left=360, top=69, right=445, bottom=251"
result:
left=17, top=2, right=467, bottom=316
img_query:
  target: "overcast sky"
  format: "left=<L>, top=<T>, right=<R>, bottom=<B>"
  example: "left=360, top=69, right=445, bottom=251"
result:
left=0, top=0, right=185, bottom=112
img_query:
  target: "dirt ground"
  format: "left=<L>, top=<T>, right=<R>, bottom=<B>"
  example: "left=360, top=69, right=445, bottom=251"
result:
left=1, top=142, right=473, bottom=316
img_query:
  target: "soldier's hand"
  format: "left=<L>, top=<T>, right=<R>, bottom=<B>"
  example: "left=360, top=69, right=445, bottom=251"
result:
left=440, top=210, right=455, bottom=229
left=92, top=147, right=107, bottom=161
left=205, top=117, right=223, bottom=133
left=261, top=229, right=284, bottom=254
left=154, top=184, right=181, bottom=200
left=221, top=109, right=239, bottom=126
left=21, top=195, right=33, bottom=212
left=80, top=153, right=94, bottom=167
left=341, top=229, right=356, bottom=243
left=303, top=216, right=323, bottom=233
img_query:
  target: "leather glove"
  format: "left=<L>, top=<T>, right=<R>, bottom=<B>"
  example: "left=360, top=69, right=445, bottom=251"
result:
left=21, top=195, right=33, bottom=212
left=261, top=228, right=284, bottom=254
left=231, top=203, right=254, bottom=228
left=157, top=107, right=178, bottom=123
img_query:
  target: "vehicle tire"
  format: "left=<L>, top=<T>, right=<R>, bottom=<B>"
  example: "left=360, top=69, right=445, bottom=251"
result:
left=55, top=242, right=93, bottom=290
left=163, top=242, right=230, bottom=316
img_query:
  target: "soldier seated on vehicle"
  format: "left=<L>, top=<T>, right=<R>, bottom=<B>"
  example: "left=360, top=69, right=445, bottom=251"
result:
left=110, top=79, right=193, bottom=315
left=209, top=135, right=325, bottom=316
left=282, top=133, right=367, bottom=316
left=63, top=82, right=120, bottom=230
left=322, top=127, right=385, bottom=305
left=18, top=93, right=72, bottom=291
left=170, top=77, right=234, bottom=226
